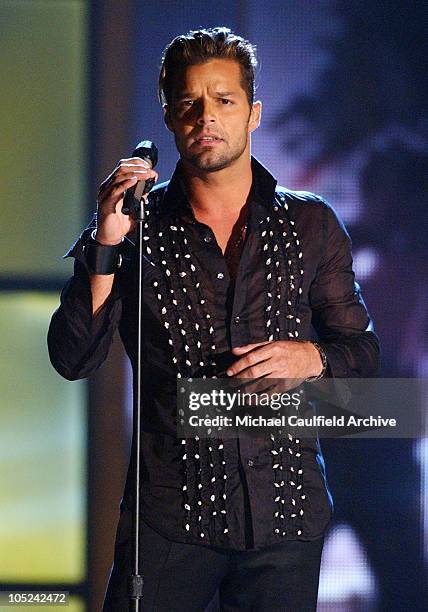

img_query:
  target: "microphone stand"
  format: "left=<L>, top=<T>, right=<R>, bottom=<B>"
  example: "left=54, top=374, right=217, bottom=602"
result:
left=121, top=141, right=157, bottom=610
left=128, top=194, right=145, bottom=611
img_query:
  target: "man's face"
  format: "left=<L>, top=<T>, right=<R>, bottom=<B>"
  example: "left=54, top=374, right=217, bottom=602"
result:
left=164, top=59, right=261, bottom=173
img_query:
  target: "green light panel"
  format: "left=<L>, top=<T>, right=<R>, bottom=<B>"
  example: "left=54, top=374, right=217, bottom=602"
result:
left=0, top=293, right=86, bottom=583
left=0, top=1, right=88, bottom=278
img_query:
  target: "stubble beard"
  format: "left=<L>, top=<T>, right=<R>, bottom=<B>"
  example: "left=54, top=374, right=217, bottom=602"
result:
left=177, top=131, right=249, bottom=173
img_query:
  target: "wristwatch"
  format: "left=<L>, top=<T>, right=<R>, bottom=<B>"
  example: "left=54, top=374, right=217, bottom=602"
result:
left=84, top=230, right=123, bottom=275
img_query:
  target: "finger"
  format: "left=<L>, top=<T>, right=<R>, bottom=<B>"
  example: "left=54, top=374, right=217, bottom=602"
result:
left=100, top=174, right=140, bottom=196
left=100, top=160, right=155, bottom=185
left=113, top=168, right=158, bottom=184
left=99, top=169, right=154, bottom=194
left=227, top=344, right=273, bottom=376
left=118, top=157, right=153, bottom=169
left=229, top=359, right=274, bottom=379
left=103, top=164, right=142, bottom=184
left=99, top=171, right=159, bottom=204
left=231, top=341, right=270, bottom=355
left=98, top=176, right=140, bottom=209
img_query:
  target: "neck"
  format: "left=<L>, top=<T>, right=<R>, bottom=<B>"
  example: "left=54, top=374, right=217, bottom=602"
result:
left=182, top=154, right=253, bottom=220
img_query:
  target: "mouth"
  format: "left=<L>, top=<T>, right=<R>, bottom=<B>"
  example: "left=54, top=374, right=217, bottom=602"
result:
left=193, top=135, right=223, bottom=147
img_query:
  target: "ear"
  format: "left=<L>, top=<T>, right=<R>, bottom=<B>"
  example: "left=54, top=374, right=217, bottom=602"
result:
left=248, top=100, right=262, bottom=133
left=163, top=105, right=173, bottom=132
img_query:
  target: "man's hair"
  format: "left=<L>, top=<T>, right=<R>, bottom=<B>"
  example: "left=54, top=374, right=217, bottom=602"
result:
left=158, top=26, right=258, bottom=107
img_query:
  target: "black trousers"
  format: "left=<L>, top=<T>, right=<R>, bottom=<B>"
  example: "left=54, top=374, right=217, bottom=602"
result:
left=103, top=515, right=324, bottom=612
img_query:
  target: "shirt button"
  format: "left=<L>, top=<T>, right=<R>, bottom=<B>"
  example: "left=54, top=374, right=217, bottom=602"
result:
left=247, top=459, right=254, bottom=467
left=204, top=235, right=212, bottom=243
left=217, top=272, right=224, bottom=280
left=234, top=316, right=240, bottom=325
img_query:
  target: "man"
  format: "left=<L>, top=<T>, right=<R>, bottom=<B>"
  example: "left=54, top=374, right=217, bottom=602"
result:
left=48, top=27, right=379, bottom=611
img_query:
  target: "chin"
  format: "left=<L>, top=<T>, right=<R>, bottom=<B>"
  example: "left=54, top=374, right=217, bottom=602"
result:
left=187, top=150, right=244, bottom=173
left=194, top=158, right=231, bottom=172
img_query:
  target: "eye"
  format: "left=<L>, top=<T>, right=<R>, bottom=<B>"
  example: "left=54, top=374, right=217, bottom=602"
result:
left=220, top=98, right=232, bottom=105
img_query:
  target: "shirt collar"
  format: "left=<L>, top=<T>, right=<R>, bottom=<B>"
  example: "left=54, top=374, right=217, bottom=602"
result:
left=158, top=155, right=278, bottom=221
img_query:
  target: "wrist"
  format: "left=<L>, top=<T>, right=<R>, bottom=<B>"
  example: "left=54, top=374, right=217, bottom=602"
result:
left=92, top=229, right=123, bottom=246
left=84, top=230, right=123, bottom=275
left=305, top=341, right=327, bottom=381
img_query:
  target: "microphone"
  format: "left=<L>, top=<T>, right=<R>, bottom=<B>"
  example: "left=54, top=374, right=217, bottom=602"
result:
left=122, top=140, right=158, bottom=217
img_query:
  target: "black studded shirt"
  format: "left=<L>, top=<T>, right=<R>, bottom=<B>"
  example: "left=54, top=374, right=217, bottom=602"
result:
left=48, top=157, right=379, bottom=551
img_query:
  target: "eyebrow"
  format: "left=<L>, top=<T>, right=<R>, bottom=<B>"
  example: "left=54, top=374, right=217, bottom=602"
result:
left=175, top=91, right=238, bottom=101
left=215, top=91, right=237, bottom=97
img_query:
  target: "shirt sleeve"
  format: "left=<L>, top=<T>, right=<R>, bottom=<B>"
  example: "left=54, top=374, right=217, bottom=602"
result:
left=47, top=217, right=127, bottom=381
left=309, top=201, right=380, bottom=377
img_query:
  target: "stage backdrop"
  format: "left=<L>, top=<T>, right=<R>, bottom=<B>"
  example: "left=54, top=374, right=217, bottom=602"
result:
left=1, top=1, right=426, bottom=611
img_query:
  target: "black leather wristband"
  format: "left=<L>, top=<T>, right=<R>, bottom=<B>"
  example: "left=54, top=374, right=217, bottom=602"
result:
left=84, top=231, right=122, bottom=275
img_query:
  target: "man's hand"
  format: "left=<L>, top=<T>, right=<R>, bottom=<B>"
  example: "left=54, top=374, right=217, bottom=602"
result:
left=88, top=158, right=158, bottom=316
left=226, top=340, right=323, bottom=381
left=95, top=157, right=158, bottom=245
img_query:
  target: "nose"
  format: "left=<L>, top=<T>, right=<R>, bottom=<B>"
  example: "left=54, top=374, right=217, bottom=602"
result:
left=196, top=99, right=216, bottom=125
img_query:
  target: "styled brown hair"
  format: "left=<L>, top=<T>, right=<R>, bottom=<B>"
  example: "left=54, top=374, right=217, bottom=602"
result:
left=158, top=26, right=258, bottom=107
